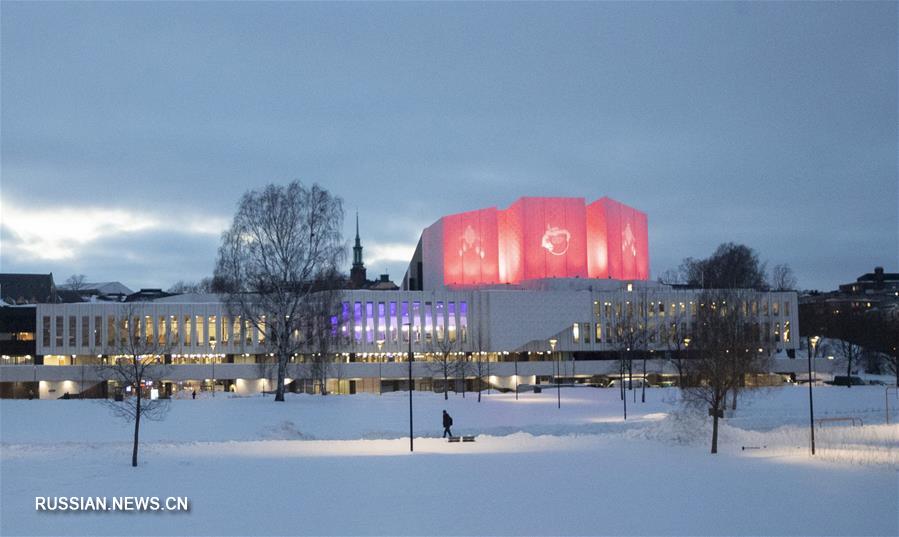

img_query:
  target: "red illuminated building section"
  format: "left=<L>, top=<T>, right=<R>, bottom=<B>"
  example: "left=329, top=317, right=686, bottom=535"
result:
left=420, top=196, right=649, bottom=288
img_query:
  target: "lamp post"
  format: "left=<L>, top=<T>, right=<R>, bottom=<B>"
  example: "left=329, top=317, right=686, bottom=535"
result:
left=210, top=338, right=217, bottom=397
left=682, top=338, right=690, bottom=389
left=549, top=338, right=559, bottom=409
left=376, top=339, right=385, bottom=396
left=404, top=323, right=414, bottom=452
left=514, top=357, right=519, bottom=400
left=807, top=335, right=819, bottom=455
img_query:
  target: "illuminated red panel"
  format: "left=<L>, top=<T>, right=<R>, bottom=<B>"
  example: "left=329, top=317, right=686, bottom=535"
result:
left=436, top=195, right=647, bottom=287
left=594, top=197, right=649, bottom=280
left=509, top=197, right=587, bottom=281
left=442, top=213, right=464, bottom=286
left=601, top=198, right=623, bottom=279
left=542, top=197, right=587, bottom=278
left=499, top=200, right=524, bottom=283
left=633, top=210, right=649, bottom=280
left=442, top=207, right=499, bottom=286
left=586, top=201, right=609, bottom=279
left=620, top=205, right=637, bottom=279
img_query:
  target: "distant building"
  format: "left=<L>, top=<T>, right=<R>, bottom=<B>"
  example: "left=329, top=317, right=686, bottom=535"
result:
left=57, top=281, right=133, bottom=302
left=0, top=273, right=60, bottom=304
left=838, top=266, right=899, bottom=296
left=800, top=266, right=898, bottom=350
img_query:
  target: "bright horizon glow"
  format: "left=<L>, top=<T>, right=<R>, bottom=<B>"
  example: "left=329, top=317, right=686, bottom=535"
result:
left=1, top=200, right=229, bottom=261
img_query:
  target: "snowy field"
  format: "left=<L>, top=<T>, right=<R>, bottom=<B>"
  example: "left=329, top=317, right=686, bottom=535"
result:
left=1, top=386, right=897, bottom=536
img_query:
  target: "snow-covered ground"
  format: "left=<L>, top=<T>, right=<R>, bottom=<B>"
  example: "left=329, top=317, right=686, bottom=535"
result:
left=1, top=386, right=897, bottom=536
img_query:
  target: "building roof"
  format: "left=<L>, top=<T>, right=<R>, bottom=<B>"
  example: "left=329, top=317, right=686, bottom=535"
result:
left=152, top=293, right=224, bottom=304
left=58, top=281, right=133, bottom=296
left=125, top=289, right=176, bottom=302
left=857, top=271, right=899, bottom=282
left=0, top=273, right=58, bottom=304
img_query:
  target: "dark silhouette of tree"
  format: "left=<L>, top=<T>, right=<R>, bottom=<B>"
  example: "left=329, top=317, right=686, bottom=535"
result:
left=303, top=271, right=344, bottom=395
left=95, top=303, right=171, bottom=467
left=664, top=299, right=692, bottom=389
left=167, top=277, right=215, bottom=294
left=214, top=182, right=344, bottom=402
left=429, top=336, right=462, bottom=400
left=769, top=264, right=798, bottom=291
left=682, top=290, right=770, bottom=454
left=65, top=274, right=87, bottom=292
left=679, top=243, right=768, bottom=290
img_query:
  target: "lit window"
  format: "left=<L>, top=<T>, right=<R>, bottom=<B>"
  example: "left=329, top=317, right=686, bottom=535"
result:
left=366, top=302, right=374, bottom=344
left=626, top=283, right=633, bottom=292
left=378, top=302, right=387, bottom=342
left=572, top=322, right=580, bottom=342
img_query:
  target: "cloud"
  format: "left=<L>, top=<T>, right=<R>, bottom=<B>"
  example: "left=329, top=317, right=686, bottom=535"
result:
left=0, top=200, right=228, bottom=278
left=365, top=241, right=416, bottom=271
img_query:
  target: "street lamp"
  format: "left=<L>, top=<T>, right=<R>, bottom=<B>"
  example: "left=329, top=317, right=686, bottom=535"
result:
left=807, top=335, right=819, bottom=455
left=514, top=355, right=519, bottom=401
left=376, top=339, right=385, bottom=396
left=549, top=338, right=559, bottom=409
left=209, top=337, right=217, bottom=398
left=404, top=323, right=414, bottom=452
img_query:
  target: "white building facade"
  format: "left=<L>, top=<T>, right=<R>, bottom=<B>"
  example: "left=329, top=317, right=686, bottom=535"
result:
left=5, top=279, right=800, bottom=398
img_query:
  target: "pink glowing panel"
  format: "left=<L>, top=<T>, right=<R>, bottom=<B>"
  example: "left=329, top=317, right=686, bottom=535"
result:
left=436, top=195, right=648, bottom=287
left=620, top=204, right=637, bottom=279
left=586, top=200, right=609, bottom=279
left=497, top=208, right=522, bottom=284
left=442, top=207, right=499, bottom=286
left=541, top=197, right=587, bottom=279
left=593, top=197, right=649, bottom=280
left=633, top=209, right=649, bottom=280
left=601, top=198, right=623, bottom=279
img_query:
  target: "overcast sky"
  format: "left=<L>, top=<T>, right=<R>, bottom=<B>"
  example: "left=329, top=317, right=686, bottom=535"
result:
left=2, top=2, right=896, bottom=292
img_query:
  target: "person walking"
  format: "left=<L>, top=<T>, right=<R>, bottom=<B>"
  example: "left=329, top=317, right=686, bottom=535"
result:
left=192, top=389, right=196, bottom=400
left=442, top=410, right=453, bottom=438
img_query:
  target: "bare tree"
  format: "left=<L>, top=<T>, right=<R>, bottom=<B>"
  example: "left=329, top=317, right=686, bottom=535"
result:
left=302, top=271, right=344, bottom=395
left=657, top=269, right=683, bottom=286
left=429, top=336, right=460, bottom=400
left=679, top=243, right=768, bottom=290
left=872, top=308, right=899, bottom=387
left=167, top=277, right=215, bottom=294
left=214, top=182, right=344, bottom=402
left=609, top=299, right=647, bottom=417
left=255, top=354, right=278, bottom=396
left=682, top=289, right=770, bottom=454
left=834, top=338, right=864, bottom=387
left=95, top=303, right=171, bottom=467
left=769, top=264, right=798, bottom=291
left=65, top=274, right=88, bottom=292
left=664, top=301, right=691, bottom=389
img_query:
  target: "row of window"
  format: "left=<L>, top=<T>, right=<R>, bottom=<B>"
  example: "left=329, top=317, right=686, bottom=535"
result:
left=592, top=299, right=792, bottom=319
left=336, top=300, right=469, bottom=345
left=571, top=320, right=792, bottom=345
left=39, top=300, right=471, bottom=351
left=41, top=314, right=264, bottom=351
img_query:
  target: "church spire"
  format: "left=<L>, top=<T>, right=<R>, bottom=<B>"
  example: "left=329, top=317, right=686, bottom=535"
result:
left=352, top=211, right=363, bottom=268
left=351, top=211, right=366, bottom=288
